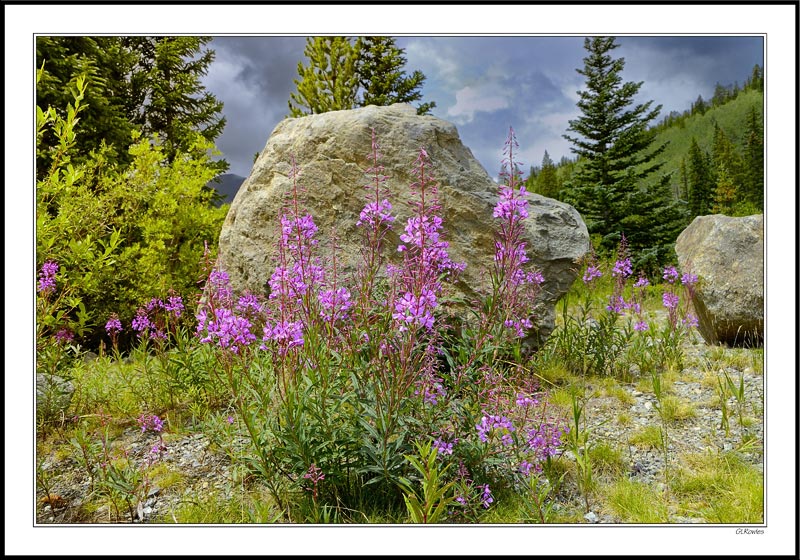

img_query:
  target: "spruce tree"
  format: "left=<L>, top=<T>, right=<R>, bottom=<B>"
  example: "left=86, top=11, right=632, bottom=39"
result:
left=742, top=106, right=764, bottom=210
left=288, top=37, right=360, bottom=117
left=534, top=151, right=560, bottom=199
left=355, top=36, right=435, bottom=115
left=562, top=36, right=669, bottom=256
left=687, top=137, right=713, bottom=217
left=36, top=36, right=139, bottom=174
left=711, top=165, right=738, bottom=215
left=129, top=37, right=227, bottom=170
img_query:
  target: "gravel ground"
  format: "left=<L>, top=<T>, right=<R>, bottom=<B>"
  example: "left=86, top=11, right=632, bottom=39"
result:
left=35, top=331, right=764, bottom=525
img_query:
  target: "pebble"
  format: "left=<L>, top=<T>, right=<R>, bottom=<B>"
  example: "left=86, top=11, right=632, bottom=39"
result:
left=584, top=511, right=598, bottom=523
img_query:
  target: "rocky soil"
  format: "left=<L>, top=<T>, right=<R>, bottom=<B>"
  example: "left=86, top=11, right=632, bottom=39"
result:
left=35, top=331, right=763, bottom=525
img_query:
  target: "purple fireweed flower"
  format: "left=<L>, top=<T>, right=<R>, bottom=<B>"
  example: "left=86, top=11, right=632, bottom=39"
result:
left=37, top=260, right=59, bottom=295
left=207, top=269, right=233, bottom=304
left=606, top=295, right=627, bottom=314
left=634, top=321, right=649, bottom=332
left=303, top=463, right=325, bottom=484
left=526, top=422, right=566, bottom=463
left=583, top=264, right=602, bottom=284
left=516, top=394, right=538, bottom=408
left=105, top=314, right=123, bottom=336
left=493, top=183, right=529, bottom=221
left=163, top=295, right=184, bottom=318
left=318, top=287, right=353, bottom=322
left=476, top=414, right=515, bottom=443
left=612, top=257, right=633, bottom=279
left=662, top=292, right=680, bottom=310
left=145, top=298, right=163, bottom=312
left=432, top=438, right=454, bottom=456
left=357, top=199, right=395, bottom=229
left=682, top=313, right=699, bottom=328
left=227, top=415, right=235, bottom=424
left=393, top=288, right=437, bottom=332
left=55, top=328, right=74, bottom=344
left=198, top=307, right=256, bottom=353
left=634, top=275, right=650, bottom=288
left=519, top=460, right=534, bottom=477
left=663, top=266, right=679, bottom=284
left=149, top=329, right=168, bottom=342
left=281, top=213, right=319, bottom=250
left=236, top=293, right=263, bottom=315
left=138, top=413, right=164, bottom=433
left=681, top=272, right=698, bottom=286
left=132, top=309, right=154, bottom=336
left=481, top=484, right=494, bottom=508
left=262, top=320, right=304, bottom=352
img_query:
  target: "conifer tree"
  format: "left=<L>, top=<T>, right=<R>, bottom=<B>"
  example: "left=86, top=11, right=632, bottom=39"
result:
left=562, top=36, right=669, bottom=255
left=742, top=106, right=764, bottom=209
left=36, top=36, right=139, bottom=174
left=288, top=37, right=360, bottom=117
left=128, top=37, right=227, bottom=170
left=687, top=137, right=713, bottom=217
left=355, top=36, right=435, bottom=115
left=711, top=165, right=738, bottom=215
left=534, top=151, right=560, bottom=199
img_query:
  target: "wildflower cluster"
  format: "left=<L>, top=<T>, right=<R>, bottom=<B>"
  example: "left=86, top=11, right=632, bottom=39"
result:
left=37, top=260, right=59, bottom=296
left=196, top=269, right=263, bottom=355
left=131, top=294, right=185, bottom=342
left=489, top=127, right=544, bottom=338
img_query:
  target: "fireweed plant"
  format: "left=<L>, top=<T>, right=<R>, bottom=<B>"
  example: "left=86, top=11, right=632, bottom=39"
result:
left=185, top=129, right=569, bottom=521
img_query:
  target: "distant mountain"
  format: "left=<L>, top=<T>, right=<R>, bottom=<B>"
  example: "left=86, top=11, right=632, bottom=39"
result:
left=207, top=173, right=246, bottom=207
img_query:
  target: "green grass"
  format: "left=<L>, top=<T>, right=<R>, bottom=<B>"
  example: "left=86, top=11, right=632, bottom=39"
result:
left=629, top=425, right=664, bottom=450
left=671, top=451, right=763, bottom=523
left=604, top=478, right=669, bottom=523
left=659, top=395, right=697, bottom=423
left=588, top=442, right=627, bottom=477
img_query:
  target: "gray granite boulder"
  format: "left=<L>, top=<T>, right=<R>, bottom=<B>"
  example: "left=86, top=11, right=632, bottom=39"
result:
left=217, top=103, right=589, bottom=344
left=675, top=214, right=764, bottom=347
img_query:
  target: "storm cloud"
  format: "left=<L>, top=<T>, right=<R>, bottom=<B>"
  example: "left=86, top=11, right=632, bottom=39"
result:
left=202, top=35, right=763, bottom=178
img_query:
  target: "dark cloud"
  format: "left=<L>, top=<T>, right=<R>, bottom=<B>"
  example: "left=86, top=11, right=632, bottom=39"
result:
left=201, top=36, right=763, bottom=178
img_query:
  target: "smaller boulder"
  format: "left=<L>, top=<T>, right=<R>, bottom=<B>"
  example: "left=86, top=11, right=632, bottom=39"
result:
left=675, top=214, right=763, bottom=347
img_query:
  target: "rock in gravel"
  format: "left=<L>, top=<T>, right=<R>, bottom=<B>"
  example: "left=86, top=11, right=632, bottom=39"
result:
left=584, top=511, right=599, bottom=523
left=675, top=214, right=763, bottom=347
left=217, top=103, right=589, bottom=346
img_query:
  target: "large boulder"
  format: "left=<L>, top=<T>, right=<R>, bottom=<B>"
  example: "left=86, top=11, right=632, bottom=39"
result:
left=218, top=104, right=589, bottom=344
left=675, top=214, right=764, bottom=347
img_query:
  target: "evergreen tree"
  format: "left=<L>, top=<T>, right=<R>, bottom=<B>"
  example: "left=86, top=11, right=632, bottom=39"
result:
left=355, top=36, right=435, bottom=115
left=711, top=165, right=738, bottom=215
left=679, top=157, right=689, bottom=200
left=620, top=171, right=688, bottom=274
left=710, top=123, right=743, bottom=197
left=562, top=36, right=668, bottom=254
left=128, top=37, right=227, bottom=170
left=742, top=106, right=764, bottom=209
left=687, top=137, right=713, bottom=217
left=36, top=36, right=139, bottom=174
left=288, top=37, right=360, bottom=117
left=534, top=150, right=560, bottom=199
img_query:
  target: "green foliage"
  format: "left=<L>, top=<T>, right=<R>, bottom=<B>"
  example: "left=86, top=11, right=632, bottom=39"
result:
left=36, top=37, right=140, bottom=174
left=36, top=36, right=228, bottom=174
left=127, top=37, right=228, bottom=172
left=36, top=73, right=227, bottom=350
left=530, top=150, right=560, bottom=199
left=562, top=36, right=681, bottom=261
left=398, top=440, right=457, bottom=523
left=288, top=36, right=436, bottom=117
left=355, top=36, right=436, bottom=115
left=288, top=37, right=360, bottom=117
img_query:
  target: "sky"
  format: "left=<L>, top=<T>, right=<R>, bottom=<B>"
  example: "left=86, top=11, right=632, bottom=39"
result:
left=201, top=35, right=764, bottom=179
